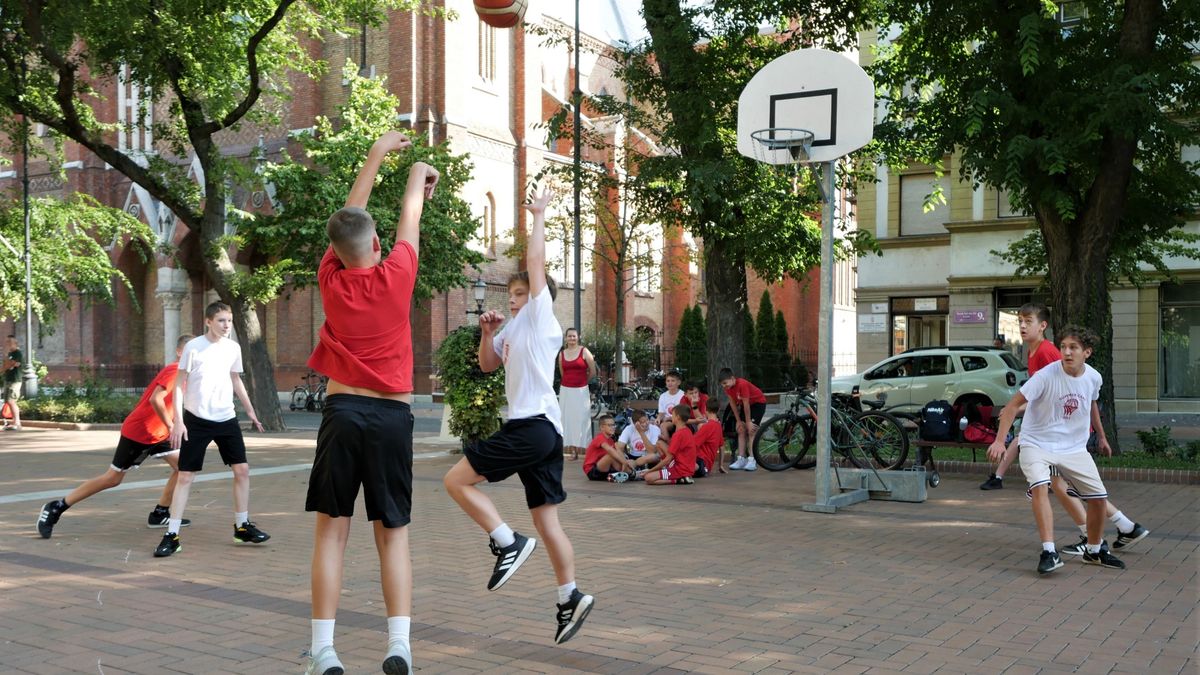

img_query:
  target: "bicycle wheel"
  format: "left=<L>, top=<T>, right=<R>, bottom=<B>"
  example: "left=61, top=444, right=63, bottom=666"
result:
left=854, top=411, right=910, bottom=470
left=753, top=412, right=813, bottom=471
left=313, top=384, right=327, bottom=411
left=830, top=408, right=868, bottom=468
left=289, top=387, right=307, bottom=412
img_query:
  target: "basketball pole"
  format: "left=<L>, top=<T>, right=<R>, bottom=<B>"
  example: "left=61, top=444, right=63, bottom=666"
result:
left=814, top=160, right=835, bottom=507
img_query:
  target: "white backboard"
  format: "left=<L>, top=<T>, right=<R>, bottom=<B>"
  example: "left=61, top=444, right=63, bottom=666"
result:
left=737, top=48, right=875, bottom=165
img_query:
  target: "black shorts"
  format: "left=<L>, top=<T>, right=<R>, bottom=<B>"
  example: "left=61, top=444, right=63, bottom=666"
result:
left=723, top=403, right=767, bottom=438
left=178, top=411, right=248, bottom=472
left=586, top=466, right=612, bottom=481
left=465, top=416, right=565, bottom=509
left=111, top=436, right=174, bottom=472
left=305, top=395, right=414, bottom=528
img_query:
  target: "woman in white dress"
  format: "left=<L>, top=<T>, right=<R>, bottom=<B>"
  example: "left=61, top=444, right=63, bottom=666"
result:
left=558, top=327, right=597, bottom=460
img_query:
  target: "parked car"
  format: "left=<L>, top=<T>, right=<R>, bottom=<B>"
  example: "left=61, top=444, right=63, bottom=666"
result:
left=832, top=346, right=1026, bottom=411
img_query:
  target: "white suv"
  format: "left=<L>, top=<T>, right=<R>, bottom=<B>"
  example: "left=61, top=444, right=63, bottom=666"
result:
left=832, top=346, right=1026, bottom=411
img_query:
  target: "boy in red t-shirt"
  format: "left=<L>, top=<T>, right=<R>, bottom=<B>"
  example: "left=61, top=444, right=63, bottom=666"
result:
left=719, top=368, right=767, bottom=471
left=583, top=415, right=635, bottom=482
left=682, top=382, right=708, bottom=429
left=644, top=403, right=699, bottom=485
left=36, top=334, right=194, bottom=539
left=303, top=131, right=440, bottom=675
left=693, top=398, right=725, bottom=477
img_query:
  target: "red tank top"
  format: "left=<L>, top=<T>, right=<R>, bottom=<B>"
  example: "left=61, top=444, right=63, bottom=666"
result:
left=560, top=349, right=589, bottom=388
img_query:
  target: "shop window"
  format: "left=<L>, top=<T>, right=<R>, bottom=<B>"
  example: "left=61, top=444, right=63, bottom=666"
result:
left=1161, top=282, right=1200, bottom=399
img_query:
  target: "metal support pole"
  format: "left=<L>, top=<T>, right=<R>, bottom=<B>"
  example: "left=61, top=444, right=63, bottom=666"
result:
left=20, top=64, right=38, bottom=397
left=813, top=160, right=835, bottom=506
left=571, top=0, right=582, bottom=331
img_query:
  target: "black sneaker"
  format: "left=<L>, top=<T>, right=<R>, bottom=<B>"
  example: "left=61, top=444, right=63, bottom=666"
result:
left=1061, top=535, right=1109, bottom=556
left=554, top=589, right=594, bottom=644
left=487, top=533, right=537, bottom=591
left=1082, top=548, right=1126, bottom=569
left=1112, top=523, right=1149, bottom=550
left=233, top=521, right=270, bottom=544
left=980, top=474, right=1003, bottom=490
left=154, top=533, right=181, bottom=557
left=37, top=500, right=66, bottom=539
left=1037, top=550, right=1064, bottom=575
left=147, top=508, right=191, bottom=529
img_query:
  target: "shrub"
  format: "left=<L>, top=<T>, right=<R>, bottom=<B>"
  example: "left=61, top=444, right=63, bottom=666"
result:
left=1135, top=426, right=1178, bottom=457
left=21, top=376, right=137, bottom=423
left=588, top=323, right=656, bottom=379
left=434, top=325, right=506, bottom=448
left=1182, top=440, right=1200, bottom=463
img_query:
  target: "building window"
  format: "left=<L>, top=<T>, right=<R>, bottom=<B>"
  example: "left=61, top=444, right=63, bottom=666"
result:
left=997, top=187, right=1030, bottom=218
left=899, top=173, right=950, bottom=236
left=478, top=20, right=496, bottom=82
left=1161, top=282, right=1200, bottom=399
left=1057, top=2, right=1085, bottom=29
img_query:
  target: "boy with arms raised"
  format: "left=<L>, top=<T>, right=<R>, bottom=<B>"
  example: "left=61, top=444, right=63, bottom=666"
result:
left=37, top=334, right=194, bottom=538
left=442, top=188, right=594, bottom=645
left=642, top=402, right=698, bottom=485
left=303, top=131, right=439, bottom=675
left=987, top=326, right=1126, bottom=574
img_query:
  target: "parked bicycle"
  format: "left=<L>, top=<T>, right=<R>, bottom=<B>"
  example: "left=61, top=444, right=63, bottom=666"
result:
left=751, top=378, right=909, bottom=472
left=289, top=371, right=328, bottom=412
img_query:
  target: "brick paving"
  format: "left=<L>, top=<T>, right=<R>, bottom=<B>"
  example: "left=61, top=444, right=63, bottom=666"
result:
left=0, top=428, right=1196, bottom=674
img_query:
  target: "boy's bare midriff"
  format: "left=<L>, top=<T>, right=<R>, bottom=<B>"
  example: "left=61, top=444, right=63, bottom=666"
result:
left=327, top=379, right=413, bottom=403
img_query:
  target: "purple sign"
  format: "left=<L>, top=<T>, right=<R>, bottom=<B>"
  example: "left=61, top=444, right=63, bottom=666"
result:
left=952, top=309, right=987, bottom=324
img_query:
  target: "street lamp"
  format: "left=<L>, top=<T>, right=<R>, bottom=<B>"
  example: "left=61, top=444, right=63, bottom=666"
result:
left=466, top=277, right=487, bottom=317
left=19, top=60, right=37, bottom=398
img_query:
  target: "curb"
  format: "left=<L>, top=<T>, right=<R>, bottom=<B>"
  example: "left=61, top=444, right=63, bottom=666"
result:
left=929, top=459, right=1200, bottom=485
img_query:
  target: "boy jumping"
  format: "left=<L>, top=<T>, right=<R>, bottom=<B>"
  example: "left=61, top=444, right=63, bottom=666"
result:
left=304, top=131, right=439, bottom=675
left=442, top=187, right=594, bottom=645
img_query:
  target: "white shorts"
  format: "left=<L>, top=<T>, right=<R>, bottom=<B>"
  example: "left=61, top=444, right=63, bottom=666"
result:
left=1019, top=445, right=1106, bottom=500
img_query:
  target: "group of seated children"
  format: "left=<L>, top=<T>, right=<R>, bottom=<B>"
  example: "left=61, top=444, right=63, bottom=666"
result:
left=582, top=369, right=742, bottom=485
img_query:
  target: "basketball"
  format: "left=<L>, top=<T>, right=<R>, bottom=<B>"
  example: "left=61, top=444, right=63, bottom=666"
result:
left=474, top=0, right=526, bottom=29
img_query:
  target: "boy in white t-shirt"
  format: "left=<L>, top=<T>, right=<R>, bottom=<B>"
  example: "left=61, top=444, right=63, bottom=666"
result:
left=442, top=188, right=594, bottom=645
left=655, top=370, right=685, bottom=438
left=616, top=410, right=666, bottom=473
left=988, top=326, right=1125, bottom=575
left=156, top=301, right=268, bottom=558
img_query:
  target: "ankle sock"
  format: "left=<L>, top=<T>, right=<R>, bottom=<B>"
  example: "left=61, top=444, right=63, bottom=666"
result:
left=167, top=518, right=182, bottom=534
left=1110, top=511, right=1135, bottom=534
left=994, top=473, right=1004, bottom=481
left=311, top=619, right=335, bottom=656
left=235, top=511, right=249, bottom=527
left=1078, top=523, right=1088, bottom=536
left=1086, top=543, right=1102, bottom=554
left=1042, top=542, right=1056, bottom=553
left=557, top=581, right=577, bottom=605
left=57, top=498, right=71, bottom=511
left=387, top=615, right=410, bottom=647
left=489, top=523, right=516, bottom=548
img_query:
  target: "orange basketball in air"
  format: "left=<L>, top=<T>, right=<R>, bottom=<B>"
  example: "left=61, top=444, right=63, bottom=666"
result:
left=474, top=0, right=527, bottom=29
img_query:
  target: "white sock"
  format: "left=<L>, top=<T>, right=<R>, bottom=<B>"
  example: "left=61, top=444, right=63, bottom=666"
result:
left=557, top=581, right=577, bottom=605
left=1110, top=511, right=1135, bottom=533
left=1086, top=543, right=1102, bottom=554
left=167, top=518, right=182, bottom=534
left=994, top=473, right=1004, bottom=481
left=1042, top=542, right=1055, bottom=553
left=386, top=616, right=411, bottom=652
left=489, top=523, right=516, bottom=548
left=311, top=618, right=335, bottom=656
left=235, top=511, right=249, bottom=527
left=1078, top=523, right=1088, bottom=536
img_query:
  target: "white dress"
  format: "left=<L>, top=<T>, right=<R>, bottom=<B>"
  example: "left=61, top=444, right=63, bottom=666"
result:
left=558, top=348, right=592, bottom=448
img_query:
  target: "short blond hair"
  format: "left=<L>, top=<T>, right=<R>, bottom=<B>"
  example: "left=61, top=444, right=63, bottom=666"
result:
left=327, top=207, right=376, bottom=259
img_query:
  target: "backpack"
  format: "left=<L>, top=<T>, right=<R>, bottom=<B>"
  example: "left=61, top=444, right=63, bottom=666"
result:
left=963, top=421, right=997, bottom=444
left=919, top=400, right=955, bottom=441
left=0, top=401, right=11, bottom=420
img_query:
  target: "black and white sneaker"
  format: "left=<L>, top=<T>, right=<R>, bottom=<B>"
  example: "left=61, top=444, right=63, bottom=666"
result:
left=487, top=533, right=537, bottom=591
left=554, top=589, right=594, bottom=644
left=154, top=533, right=181, bottom=557
left=37, top=500, right=66, bottom=539
left=233, top=521, right=270, bottom=544
left=979, top=474, right=1003, bottom=490
left=147, top=507, right=191, bottom=529
left=1037, top=550, right=1064, bottom=575
left=1112, top=523, right=1149, bottom=550
left=1082, top=548, right=1126, bottom=569
left=1061, top=535, right=1109, bottom=556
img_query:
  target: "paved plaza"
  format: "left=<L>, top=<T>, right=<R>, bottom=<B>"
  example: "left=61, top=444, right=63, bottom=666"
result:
left=0, top=428, right=1196, bottom=674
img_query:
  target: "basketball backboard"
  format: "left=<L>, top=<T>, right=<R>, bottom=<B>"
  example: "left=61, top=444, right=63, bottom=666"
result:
left=737, top=48, right=875, bottom=165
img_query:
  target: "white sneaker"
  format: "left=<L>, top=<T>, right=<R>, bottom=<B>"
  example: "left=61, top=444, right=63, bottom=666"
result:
left=743, top=457, right=757, bottom=471
left=382, top=640, right=411, bottom=674
left=305, top=646, right=344, bottom=675
left=730, top=456, right=747, bottom=470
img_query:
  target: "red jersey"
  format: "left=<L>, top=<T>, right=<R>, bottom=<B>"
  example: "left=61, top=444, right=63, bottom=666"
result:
left=559, top=349, right=589, bottom=388
left=724, top=377, right=766, bottom=407
left=1027, top=339, right=1061, bottom=376
left=683, top=393, right=708, bottom=421
left=693, top=418, right=723, bottom=468
left=120, top=363, right=178, bottom=444
left=582, top=431, right=613, bottom=474
left=307, top=242, right=418, bottom=393
left=666, top=425, right=698, bottom=477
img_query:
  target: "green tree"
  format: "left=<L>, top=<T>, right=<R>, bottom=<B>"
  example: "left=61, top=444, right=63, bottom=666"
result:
left=0, top=0, right=427, bottom=430
left=242, top=66, right=482, bottom=299
left=0, top=194, right=153, bottom=324
left=870, top=0, right=1200, bottom=449
left=774, top=309, right=791, bottom=388
left=674, top=304, right=708, bottom=384
left=754, top=290, right=783, bottom=388
left=741, top=304, right=757, bottom=385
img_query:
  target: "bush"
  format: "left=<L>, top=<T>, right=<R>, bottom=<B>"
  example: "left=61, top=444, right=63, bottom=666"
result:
left=21, top=373, right=137, bottom=424
left=1135, top=426, right=1178, bottom=457
left=1183, top=440, right=1200, bottom=462
left=588, top=323, right=656, bottom=379
left=434, top=325, right=506, bottom=448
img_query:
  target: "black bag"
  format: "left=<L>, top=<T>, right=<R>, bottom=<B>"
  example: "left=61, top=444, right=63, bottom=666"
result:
left=919, top=399, right=955, bottom=441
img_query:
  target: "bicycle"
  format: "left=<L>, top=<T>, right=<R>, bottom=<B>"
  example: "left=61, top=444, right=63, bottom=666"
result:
left=751, top=378, right=909, bottom=472
left=289, top=371, right=328, bottom=412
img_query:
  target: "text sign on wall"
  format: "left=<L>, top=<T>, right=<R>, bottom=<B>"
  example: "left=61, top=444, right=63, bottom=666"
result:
left=914, top=298, right=939, bottom=312
left=858, top=314, right=888, bottom=333
left=952, top=309, right=987, bottom=324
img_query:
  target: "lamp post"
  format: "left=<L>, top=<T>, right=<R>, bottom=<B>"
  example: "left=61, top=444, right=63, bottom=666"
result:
left=19, top=60, right=37, bottom=398
left=571, top=0, right=582, bottom=332
left=465, top=277, right=488, bottom=318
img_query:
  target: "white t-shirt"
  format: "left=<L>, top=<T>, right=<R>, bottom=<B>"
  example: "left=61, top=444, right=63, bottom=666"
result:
left=658, top=389, right=685, bottom=416
left=491, top=285, right=563, bottom=434
left=1019, top=361, right=1101, bottom=454
left=181, top=335, right=244, bottom=422
left=617, top=423, right=661, bottom=457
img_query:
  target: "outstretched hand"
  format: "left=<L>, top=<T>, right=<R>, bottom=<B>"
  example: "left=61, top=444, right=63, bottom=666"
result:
left=374, top=131, right=412, bottom=154
left=522, top=187, right=553, bottom=215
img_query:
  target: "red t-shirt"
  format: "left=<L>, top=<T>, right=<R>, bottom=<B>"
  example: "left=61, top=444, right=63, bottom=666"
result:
left=693, top=418, right=723, bottom=468
left=582, top=431, right=613, bottom=474
left=1027, top=339, right=1061, bottom=376
left=683, top=393, right=708, bottom=422
left=560, top=349, right=589, bottom=388
left=667, top=425, right=698, bottom=477
left=121, top=363, right=178, bottom=445
left=724, top=377, right=766, bottom=408
left=307, top=242, right=418, bottom=393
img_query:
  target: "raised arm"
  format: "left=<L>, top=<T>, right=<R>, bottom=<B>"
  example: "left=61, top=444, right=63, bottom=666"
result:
left=395, top=162, right=440, bottom=254
left=345, top=131, right=412, bottom=210
left=477, top=310, right=505, bottom=373
left=520, top=187, right=553, bottom=298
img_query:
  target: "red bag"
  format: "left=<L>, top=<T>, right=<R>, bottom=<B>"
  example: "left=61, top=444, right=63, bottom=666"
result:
left=1, top=401, right=12, bottom=420
left=963, top=421, right=996, bottom=444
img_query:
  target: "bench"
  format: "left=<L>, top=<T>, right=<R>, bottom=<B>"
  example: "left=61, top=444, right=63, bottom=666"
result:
left=909, top=404, right=998, bottom=487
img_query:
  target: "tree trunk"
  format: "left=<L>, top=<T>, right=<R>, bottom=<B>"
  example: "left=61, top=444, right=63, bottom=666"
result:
left=704, top=239, right=747, bottom=403
left=614, top=259, right=626, bottom=385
